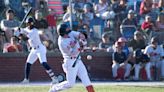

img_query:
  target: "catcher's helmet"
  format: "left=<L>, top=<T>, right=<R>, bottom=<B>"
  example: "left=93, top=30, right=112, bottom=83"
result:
left=25, top=17, right=34, bottom=24
left=57, top=23, right=71, bottom=36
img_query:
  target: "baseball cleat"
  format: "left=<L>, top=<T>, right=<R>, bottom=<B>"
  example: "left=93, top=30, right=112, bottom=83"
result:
left=51, top=76, right=59, bottom=84
left=21, top=78, right=29, bottom=84
left=48, top=88, right=57, bottom=92
left=49, top=85, right=57, bottom=92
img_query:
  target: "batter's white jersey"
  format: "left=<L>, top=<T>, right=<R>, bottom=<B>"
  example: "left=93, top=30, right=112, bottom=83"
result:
left=58, top=31, right=81, bottom=60
left=21, top=28, right=42, bottom=48
left=21, top=28, right=47, bottom=64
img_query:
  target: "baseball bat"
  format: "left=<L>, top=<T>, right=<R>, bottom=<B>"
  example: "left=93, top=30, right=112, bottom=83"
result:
left=14, top=7, right=32, bottom=39
left=72, top=53, right=80, bottom=67
left=19, top=7, right=32, bottom=28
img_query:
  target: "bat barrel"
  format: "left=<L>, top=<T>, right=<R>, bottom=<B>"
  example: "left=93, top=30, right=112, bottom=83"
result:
left=19, top=7, right=32, bottom=28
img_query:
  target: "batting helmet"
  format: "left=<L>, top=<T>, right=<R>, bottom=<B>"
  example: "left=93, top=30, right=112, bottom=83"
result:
left=25, top=17, right=34, bottom=24
left=57, top=23, right=71, bottom=36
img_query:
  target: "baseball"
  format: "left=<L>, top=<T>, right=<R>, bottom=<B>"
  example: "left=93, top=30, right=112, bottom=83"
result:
left=87, top=55, right=92, bottom=60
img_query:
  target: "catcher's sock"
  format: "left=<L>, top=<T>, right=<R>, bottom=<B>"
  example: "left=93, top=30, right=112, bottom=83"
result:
left=25, top=63, right=32, bottom=79
left=86, top=85, right=95, bottom=92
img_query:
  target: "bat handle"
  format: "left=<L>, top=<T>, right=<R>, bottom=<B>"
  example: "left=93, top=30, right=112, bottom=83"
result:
left=72, top=53, right=80, bottom=67
left=72, top=63, right=76, bottom=67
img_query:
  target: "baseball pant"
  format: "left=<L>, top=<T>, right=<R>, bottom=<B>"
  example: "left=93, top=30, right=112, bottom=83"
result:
left=143, top=61, right=162, bottom=80
left=161, top=60, right=164, bottom=78
left=51, top=59, right=91, bottom=91
left=26, top=44, right=47, bottom=64
left=112, top=63, right=132, bottom=78
left=134, top=63, right=151, bottom=80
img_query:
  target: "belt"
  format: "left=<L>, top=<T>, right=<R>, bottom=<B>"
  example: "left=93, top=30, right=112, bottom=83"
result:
left=70, top=57, right=77, bottom=59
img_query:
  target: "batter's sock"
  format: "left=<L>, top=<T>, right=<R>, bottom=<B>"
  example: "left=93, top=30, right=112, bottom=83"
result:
left=25, top=63, right=32, bottom=80
left=42, top=62, right=56, bottom=79
left=42, top=62, right=51, bottom=70
left=42, top=62, right=58, bottom=83
left=86, top=85, right=95, bottom=92
left=46, top=69, right=56, bottom=80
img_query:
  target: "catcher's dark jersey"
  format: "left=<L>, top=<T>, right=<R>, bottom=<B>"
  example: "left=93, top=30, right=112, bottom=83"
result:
left=112, top=51, right=127, bottom=64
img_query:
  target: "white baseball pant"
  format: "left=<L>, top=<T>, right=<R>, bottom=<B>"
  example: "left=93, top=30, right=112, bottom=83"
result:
left=134, top=63, right=151, bottom=80
left=50, top=58, right=91, bottom=91
left=151, top=60, right=164, bottom=79
left=112, top=63, right=132, bottom=78
left=26, top=44, right=47, bottom=64
left=138, top=61, right=163, bottom=80
left=161, top=60, right=164, bottom=78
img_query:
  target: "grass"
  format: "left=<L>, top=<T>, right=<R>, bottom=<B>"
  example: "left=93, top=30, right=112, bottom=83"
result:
left=0, top=85, right=164, bottom=92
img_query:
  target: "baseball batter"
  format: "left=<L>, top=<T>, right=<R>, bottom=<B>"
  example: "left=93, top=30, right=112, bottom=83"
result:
left=17, top=17, right=58, bottom=84
left=49, top=23, right=95, bottom=92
